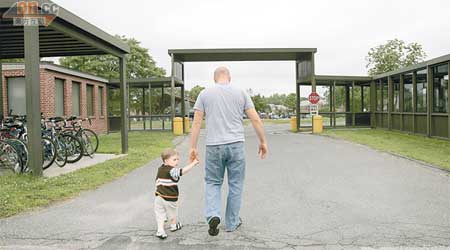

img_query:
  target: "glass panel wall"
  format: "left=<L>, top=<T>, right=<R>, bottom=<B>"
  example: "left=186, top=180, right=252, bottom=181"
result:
left=352, top=85, right=361, bottom=112
left=317, top=85, right=331, bottom=112
left=376, top=81, right=382, bottom=111
left=403, top=72, right=413, bottom=112
left=392, top=75, right=400, bottom=112
left=362, top=85, right=370, bottom=112
left=381, top=78, right=388, bottom=112
left=432, top=64, right=449, bottom=113
left=416, top=69, right=427, bottom=113
left=334, top=84, right=347, bottom=112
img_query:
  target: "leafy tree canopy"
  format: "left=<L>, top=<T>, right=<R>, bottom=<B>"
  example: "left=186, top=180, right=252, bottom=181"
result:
left=59, top=35, right=165, bottom=79
left=366, top=39, right=426, bottom=76
left=188, top=85, right=205, bottom=101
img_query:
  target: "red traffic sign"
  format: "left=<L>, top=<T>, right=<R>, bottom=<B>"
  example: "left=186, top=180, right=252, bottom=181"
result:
left=308, top=92, right=320, bottom=104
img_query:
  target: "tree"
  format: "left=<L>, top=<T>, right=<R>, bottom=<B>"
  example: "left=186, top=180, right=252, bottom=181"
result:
left=366, top=39, right=427, bottom=76
left=284, top=93, right=297, bottom=113
left=188, top=85, right=205, bottom=101
left=60, top=35, right=165, bottom=79
left=60, top=35, right=166, bottom=116
left=251, top=94, right=267, bottom=113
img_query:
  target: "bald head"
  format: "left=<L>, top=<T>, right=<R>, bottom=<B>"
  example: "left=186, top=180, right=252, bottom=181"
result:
left=214, top=66, right=231, bottom=84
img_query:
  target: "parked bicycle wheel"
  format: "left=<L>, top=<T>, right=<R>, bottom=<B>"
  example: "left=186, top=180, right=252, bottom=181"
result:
left=79, top=129, right=99, bottom=157
left=54, top=138, right=68, bottom=168
left=0, top=141, right=23, bottom=173
left=6, top=139, right=28, bottom=171
left=61, top=134, right=83, bottom=163
left=42, top=137, right=57, bottom=170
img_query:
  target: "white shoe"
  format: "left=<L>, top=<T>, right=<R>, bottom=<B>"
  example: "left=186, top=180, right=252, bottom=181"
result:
left=170, top=222, right=183, bottom=232
left=156, top=231, right=167, bottom=239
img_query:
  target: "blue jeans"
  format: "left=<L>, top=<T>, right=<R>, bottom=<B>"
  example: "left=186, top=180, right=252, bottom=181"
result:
left=205, top=141, right=245, bottom=231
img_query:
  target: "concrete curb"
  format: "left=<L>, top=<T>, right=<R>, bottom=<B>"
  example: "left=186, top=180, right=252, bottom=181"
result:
left=318, top=133, right=450, bottom=175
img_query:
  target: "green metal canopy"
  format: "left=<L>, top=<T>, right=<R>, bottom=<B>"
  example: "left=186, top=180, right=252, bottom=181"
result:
left=0, top=0, right=130, bottom=176
left=168, top=48, right=317, bottom=62
left=0, top=0, right=129, bottom=58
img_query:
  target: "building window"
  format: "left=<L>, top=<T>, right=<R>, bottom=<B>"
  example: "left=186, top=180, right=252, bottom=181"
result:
left=98, top=86, right=104, bottom=116
left=416, top=69, right=427, bottom=113
left=7, top=77, right=26, bottom=115
left=72, top=81, right=81, bottom=116
left=381, top=78, right=388, bottom=112
left=432, top=64, right=448, bottom=113
left=55, top=78, right=65, bottom=116
left=403, top=72, right=413, bottom=112
left=86, top=84, right=94, bottom=116
left=392, top=75, right=400, bottom=112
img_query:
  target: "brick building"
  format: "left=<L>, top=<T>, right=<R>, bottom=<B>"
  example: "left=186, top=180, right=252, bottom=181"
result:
left=1, top=63, right=109, bottom=134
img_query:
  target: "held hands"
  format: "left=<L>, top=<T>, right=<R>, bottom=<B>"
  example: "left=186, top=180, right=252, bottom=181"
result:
left=191, top=158, right=200, bottom=166
left=189, top=148, right=200, bottom=164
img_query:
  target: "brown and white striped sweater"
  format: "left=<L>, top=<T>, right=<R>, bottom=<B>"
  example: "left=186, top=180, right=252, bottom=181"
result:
left=155, top=164, right=183, bottom=202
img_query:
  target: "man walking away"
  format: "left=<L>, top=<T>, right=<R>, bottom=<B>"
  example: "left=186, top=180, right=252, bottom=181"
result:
left=189, top=66, right=268, bottom=236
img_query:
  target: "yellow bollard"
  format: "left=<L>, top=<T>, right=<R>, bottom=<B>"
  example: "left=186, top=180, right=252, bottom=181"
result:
left=184, top=117, right=190, bottom=133
left=173, top=117, right=183, bottom=135
left=290, top=116, right=297, bottom=132
left=312, top=115, right=323, bottom=134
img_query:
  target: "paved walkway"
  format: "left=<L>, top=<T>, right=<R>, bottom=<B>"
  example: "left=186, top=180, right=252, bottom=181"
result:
left=1, top=124, right=450, bottom=249
left=44, top=154, right=126, bottom=178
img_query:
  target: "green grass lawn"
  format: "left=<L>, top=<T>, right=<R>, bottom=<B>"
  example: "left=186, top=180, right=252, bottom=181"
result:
left=324, top=129, right=450, bottom=170
left=261, top=119, right=291, bottom=125
left=0, top=131, right=174, bottom=219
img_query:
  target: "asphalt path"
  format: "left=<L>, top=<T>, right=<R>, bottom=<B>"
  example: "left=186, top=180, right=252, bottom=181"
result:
left=1, top=124, right=450, bottom=250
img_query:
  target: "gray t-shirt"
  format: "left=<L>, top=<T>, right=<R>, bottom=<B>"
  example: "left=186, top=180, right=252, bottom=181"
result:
left=193, top=83, right=255, bottom=146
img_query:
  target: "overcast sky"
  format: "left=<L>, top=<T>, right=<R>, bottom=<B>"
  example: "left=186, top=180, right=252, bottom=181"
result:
left=54, top=0, right=450, bottom=96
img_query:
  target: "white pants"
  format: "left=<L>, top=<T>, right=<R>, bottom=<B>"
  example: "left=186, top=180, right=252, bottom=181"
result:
left=154, top=196, right=178, bottom=232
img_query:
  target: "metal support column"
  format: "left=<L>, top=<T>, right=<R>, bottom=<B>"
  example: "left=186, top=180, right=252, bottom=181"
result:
left=296, top=83, right=300, bottom=130
left=412, top=72, right=417, bottom=133
left=0, top=61, right=3, bottom=117
left=361, top=85, right=364, bottom=113
left=345, top=85, right=350, bottom=126
left=24, top=25, right=43, bottom=176
left=106, top=87, right=110, bottom=133
left=142, top=87, right=146, bottom=130
left=399, top=74, right=404, bottom=131
left=161, top=86, right=165, bottom=130
left=448, top=63, right=450, bottom=139
left=181, top=84, right=186, bottom=133
left=352, top=81, right=355, bottom=127
left=181, top=62, right=186, bottom=133
left=170, top=54, right=176, bottom=131
left=149, top=83, right=152, bottom=130
left=370, top=80, right=376, bottom=128
left=333, top=81, right=337, bottom=127
left=427, top=66, right=432, bottom=137
left=119, top=56, right=128, bottom=154
left=295, top=60, right=300, bottom=130
left=388, top=76, right=392, bottom=130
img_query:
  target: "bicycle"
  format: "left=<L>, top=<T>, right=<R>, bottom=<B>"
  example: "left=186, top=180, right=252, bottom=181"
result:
left=64, top=116, right=98, bottom=157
